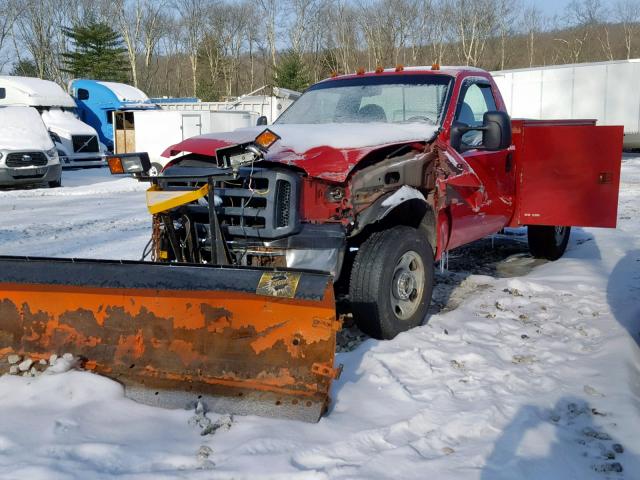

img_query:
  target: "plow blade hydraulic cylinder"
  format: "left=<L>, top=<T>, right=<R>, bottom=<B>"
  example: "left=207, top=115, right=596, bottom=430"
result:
left=0, top=256, right=340, bottom=422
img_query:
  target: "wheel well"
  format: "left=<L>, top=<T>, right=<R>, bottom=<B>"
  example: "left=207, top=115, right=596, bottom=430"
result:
left=336, top=198, right=437, bottom=295
left=349, top=198, right=437, bottom=253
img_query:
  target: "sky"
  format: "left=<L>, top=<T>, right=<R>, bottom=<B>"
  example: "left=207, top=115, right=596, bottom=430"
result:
left=534, top=0, right=615, bottom=16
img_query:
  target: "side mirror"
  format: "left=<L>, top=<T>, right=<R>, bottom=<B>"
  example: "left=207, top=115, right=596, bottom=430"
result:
left=450, top=121, right=467, bottom=152
left=450, top=110, right=512, bottom=152
left=256, top=115, right=268, bottom=126
left=482, top=111, right=512, bottom=151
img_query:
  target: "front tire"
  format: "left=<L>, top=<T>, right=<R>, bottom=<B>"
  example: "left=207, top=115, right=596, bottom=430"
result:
left=349, top=226, right=434, bottom=339
left=528, top=225, right=571, bottom=260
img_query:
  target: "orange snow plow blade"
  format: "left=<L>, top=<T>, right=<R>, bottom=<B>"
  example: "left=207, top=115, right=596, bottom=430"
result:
left=0, top=256, right=341, bottom=422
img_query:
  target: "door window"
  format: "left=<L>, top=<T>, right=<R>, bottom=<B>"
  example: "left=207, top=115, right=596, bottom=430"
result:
left=457, top=83, right=497, bottom=147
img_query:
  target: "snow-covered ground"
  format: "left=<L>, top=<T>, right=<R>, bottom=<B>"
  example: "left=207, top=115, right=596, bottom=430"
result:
left=0, top=160, right=639, bottom=480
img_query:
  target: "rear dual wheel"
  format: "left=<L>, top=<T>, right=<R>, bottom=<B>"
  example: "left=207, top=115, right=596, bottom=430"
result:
left=349, top=226, right=434, bottom=340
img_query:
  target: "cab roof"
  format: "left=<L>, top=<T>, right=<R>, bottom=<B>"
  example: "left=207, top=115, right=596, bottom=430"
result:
left=319, top=65, right=488, bottom=84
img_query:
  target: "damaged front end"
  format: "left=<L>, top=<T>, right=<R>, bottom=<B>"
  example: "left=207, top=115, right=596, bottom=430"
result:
left=124, top=129, right=349, bottom=280
left=146, top=160, right=347, bottom=278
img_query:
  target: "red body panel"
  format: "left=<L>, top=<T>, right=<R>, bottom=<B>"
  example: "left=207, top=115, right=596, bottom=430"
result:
left=435, top=69, right=515, bottom=252
left=509, top=119, right=623, bottom=228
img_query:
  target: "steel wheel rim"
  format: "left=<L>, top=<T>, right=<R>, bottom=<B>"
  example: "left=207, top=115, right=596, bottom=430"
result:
left=390, top=250, right=425, bottom=321
left=554, top=226, right=566, bottom=244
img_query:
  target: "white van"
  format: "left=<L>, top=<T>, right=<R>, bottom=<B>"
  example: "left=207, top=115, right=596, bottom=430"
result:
left=0, top=106, right=61, bottom=188
left=0, top=76, right=105, bottom=167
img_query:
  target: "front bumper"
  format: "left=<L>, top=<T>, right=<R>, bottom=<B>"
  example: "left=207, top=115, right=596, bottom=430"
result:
left=0, top=164, right=62, bottom=187
left=60, top=155, right=105, bottom=168
left=233, top=224, right=347, bottom=278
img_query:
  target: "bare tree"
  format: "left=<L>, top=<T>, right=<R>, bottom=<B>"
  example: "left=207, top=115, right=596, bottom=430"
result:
left=111, top=0, right=143, bottom=87
left=174, top=0, right=208, bottom=96
left=157, top=17, right=188, bottom=96
left=326, top=0, right=357, bottom=74
left=256, top=0, right=280, bottom=72
left=451, top=0, right=498, bottom=66
left=15, top=0, right=61, bottom=79
left=615, top=0, right=640, bottom=59
left=139, top=0, right=170, bottom=91
left=556, top=0, right=604, bottom=63
left=0, top=0, right=19, bottom=72
left=522, top=4, right=544, bottom=67
left=219, top=2, right=250, bottom=96
left=288, top=0, right=322, bottom=55
left=421, top=0, right=453, bottom=65
left=496, top=0, right=519, bottom=70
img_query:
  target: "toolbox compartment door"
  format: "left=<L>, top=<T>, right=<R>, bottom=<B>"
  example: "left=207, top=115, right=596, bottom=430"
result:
left=512, top=120, right=623, bottom=228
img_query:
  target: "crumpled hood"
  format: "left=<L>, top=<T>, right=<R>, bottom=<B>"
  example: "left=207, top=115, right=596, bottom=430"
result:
left=163, top=122, right=439, bottom=182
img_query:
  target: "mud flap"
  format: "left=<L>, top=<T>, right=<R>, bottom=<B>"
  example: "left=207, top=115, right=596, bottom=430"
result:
left=0, top=256, right=340, bottom=422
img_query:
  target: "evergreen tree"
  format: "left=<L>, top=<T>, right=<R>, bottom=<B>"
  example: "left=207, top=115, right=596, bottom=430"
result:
left=61, top=22, right=129, bottom=82
left=273, top=50, right=310, bottom=92
left=11, top=60, right=38, bottom=77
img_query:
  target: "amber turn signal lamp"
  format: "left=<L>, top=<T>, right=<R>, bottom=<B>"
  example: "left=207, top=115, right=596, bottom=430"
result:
left=431, top=63, right=440, bottom=70
left=356, top=67, right=365, bottom=75
left=254, top=129, right=281, bottom=150
left=107, top=156, right=124, bottom=174
left=395, top=64, right=404, bottom=72
left=375, top=65, right=384, bottom=73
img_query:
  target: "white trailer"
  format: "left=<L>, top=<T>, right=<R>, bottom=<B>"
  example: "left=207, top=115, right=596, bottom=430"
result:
left=157, top=86, right=300, bottom=124
left=114, top=109, right=257, bottom=174
left=0, top=76, right=105, bottom=166
left=492, top=59, right=640, bottom=148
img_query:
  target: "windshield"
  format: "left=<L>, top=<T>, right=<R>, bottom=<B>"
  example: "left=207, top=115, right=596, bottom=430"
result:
left=276, top=74, right=452, bottom=126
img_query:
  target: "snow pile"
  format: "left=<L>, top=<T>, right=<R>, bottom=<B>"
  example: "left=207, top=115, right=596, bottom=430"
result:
left=0, top=168, right=149, bottom=259
left=0, top=158, right=638, bottom=478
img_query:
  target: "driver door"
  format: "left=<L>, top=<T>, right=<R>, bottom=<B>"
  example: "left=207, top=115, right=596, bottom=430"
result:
left=446, top=80, right=515, bottom=250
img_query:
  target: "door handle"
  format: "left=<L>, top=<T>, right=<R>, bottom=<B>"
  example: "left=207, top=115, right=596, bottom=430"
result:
left=505, top=152, right=513, bottom=173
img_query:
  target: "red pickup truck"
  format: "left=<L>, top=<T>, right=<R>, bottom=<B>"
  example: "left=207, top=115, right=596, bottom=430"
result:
left=149, top=65, right=622, bottom=340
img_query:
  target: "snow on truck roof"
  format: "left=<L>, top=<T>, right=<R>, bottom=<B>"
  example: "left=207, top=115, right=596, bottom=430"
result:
left=95, top=81, right=150, bottom=103
left=0, top=106, right=53, bottom=150
left=0, top=75, right=76, bottom=108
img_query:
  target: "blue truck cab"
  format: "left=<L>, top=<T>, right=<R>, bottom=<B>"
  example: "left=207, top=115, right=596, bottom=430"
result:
left=69, top=79, right=158, bottom=151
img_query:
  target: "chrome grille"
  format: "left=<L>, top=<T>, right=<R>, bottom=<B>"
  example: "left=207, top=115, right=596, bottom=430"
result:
left=72, top=135, right=99, bottom=153
left=6, top=152, right=47, bottom=167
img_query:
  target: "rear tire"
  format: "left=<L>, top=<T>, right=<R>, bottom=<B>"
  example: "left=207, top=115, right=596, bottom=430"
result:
left=149, top=162, right=163, bottom=176
left=349, top=226, right=434, bottom=340
left=528, top=225, right=571, bottom=260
